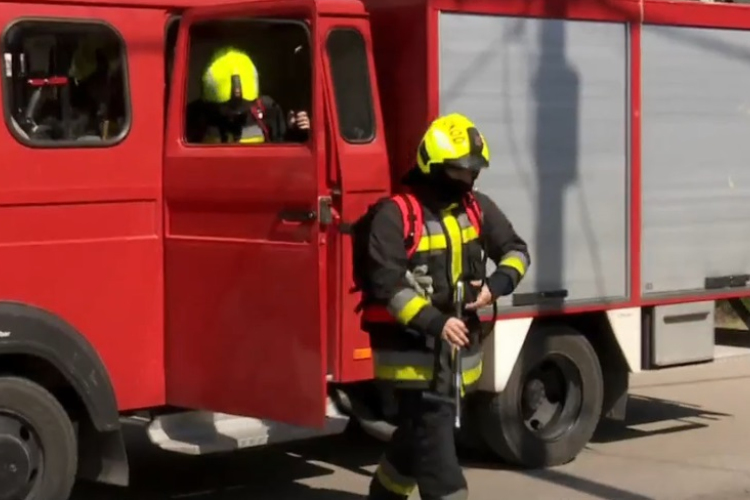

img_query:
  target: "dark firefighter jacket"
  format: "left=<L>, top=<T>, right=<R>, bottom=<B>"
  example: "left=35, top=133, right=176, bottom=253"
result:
left=363, top=188, right=530, bottom=395
left=184, top=95, right=309, bottom=144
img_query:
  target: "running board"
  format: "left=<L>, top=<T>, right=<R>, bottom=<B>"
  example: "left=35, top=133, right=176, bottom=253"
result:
left=145, top=399, right=350, bottom=455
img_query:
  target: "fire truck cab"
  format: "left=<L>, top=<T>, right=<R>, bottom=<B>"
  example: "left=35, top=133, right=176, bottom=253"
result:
left=2, top=0, right=750, bottom=498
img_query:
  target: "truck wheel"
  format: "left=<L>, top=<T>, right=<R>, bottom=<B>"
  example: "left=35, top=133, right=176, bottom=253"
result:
left=475, top=324, right=603, bottom=468
left=0, top=376, right=78, bottom=500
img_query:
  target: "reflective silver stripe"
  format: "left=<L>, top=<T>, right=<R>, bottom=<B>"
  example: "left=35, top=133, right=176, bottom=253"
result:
left=424, top=220, right=443, bottom=235
left=500, top=250, right=529, bottom=269
left=386, top=288, right=424, bottom=317
left=425, top=214, right=473, bottom=233
left=240, top=124, right=265, bottom=141
left=456, top=212, right=473, bottom=229
left=374, top=350, right=482, bottom=372
left=462, top=351, right=482, bottom=372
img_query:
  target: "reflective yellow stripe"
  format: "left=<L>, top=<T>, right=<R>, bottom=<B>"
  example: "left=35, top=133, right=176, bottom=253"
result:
left=461, top=225, right=479, bottom=243
left=376, top=457, right=417, bottom=496
left=374, top=350, right=483, bottom=388
left=459, top=359, right=483, bottom=396
left=416, top=234, right=447, bottom=252
left=374, top=361, right=484, bottom=388
left=500, top=256, right=527, bottom=275
left=442, top=213, right=463, bottom=285
left=395, top=295, right=430, bottom=324
left=375, top=364, right=432, bottom=381
left=415, top=214, right=477, bottom=252
left=239, top=136, right=265, bottom=144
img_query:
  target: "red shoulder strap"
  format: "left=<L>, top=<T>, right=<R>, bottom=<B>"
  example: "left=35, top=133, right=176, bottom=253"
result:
left=391, top=193, right=423, bottom=258
left=464, top=192, right=483, bottom=234
left=249, top=99, right=270, bottom=139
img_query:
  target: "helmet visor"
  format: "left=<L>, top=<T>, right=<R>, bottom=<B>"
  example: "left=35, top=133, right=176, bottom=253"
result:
left=443, top=152, right=489, bottom=172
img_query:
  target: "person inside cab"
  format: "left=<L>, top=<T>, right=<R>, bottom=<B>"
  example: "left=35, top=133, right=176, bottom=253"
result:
left=68, top=36, right=126, bottom=140
left=185, top=47, right=310, bottom=144
left=363, top=113, right=531, bottom=500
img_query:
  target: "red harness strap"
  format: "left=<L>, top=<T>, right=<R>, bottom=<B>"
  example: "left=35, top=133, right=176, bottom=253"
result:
left=249, top=98, right=270, bottom=140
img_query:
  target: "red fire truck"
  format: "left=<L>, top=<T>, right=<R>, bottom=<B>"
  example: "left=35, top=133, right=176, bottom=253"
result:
left=1, top=0, right=749, bottom=497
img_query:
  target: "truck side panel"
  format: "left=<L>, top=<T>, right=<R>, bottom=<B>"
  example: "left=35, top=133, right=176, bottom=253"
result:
left=0, top=4, right=166, bottom=410
left=641, top=25, right=750, bottom=296
left=438, top=13, right=629, bottom=305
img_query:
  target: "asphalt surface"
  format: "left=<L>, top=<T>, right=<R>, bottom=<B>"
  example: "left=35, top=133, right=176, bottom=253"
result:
left=72, top=353, right=750, bottom=500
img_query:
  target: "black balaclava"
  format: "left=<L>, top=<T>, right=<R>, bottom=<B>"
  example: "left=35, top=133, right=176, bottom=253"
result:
left=431, top=167, right=475, bottom=202
left=403, top=165, right=476, bottom=206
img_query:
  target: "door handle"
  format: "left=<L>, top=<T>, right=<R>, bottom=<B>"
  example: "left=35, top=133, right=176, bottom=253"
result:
left=318, top=195, right=339, bottom=226
left=278, top=209, right=317, bottom=224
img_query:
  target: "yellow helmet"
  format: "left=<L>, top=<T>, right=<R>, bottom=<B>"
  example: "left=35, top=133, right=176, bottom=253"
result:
left=202, top=47, right=259, bottom=104
left=416, top=113, right=490, bottom=175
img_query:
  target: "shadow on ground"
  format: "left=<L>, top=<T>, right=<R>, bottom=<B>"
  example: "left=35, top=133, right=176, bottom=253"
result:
left=591, top=394, right=731, bottom=445
left=72, top=392, right=732, bottom=500
left=71, top=423, right=379, bottom=500
left=459, top=393, right=733, bottom=500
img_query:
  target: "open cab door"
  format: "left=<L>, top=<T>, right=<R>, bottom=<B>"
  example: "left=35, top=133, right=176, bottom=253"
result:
left=164, top=0, right=329, bottom=427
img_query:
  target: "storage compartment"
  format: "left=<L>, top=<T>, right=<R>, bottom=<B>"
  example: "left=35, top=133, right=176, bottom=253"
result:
left=647, top=301, right=715, bottom=368
left=438, top=13, right=630, bottom=305
left=641, top=25, right=750, bottom=296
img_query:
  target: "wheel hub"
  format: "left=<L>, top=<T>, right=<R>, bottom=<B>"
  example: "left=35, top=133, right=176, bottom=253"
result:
left=0, top=415, right=41, bottom=500
left=520, top=355, right=583, bottom=440
left=523, top=378, right=546, bottom=411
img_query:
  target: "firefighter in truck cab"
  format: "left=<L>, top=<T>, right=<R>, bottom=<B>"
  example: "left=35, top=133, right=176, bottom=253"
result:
left=185, top=47, right=310, bottom=144
left=358, top=113, right=531, bottom=500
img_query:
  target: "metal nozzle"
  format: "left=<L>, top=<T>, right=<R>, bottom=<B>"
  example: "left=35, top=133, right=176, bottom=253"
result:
left=455, top=281, right=465, bottom=317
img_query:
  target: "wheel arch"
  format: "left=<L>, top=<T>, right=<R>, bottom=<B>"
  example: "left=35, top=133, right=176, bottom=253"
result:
left=479, top=307, right=640, bottom=419
left=0, top=301, right=128, bottom=486
left=0, top=301, right=119, bottom=431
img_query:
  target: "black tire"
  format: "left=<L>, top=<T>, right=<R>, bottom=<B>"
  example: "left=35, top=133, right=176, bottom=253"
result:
left=474, top=324, right=604, bottom=468
left=0, top=376, right=78, bottom=500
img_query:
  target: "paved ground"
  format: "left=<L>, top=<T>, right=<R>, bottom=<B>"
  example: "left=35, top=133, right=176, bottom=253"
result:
left=72, top=353, right=750, bottom=500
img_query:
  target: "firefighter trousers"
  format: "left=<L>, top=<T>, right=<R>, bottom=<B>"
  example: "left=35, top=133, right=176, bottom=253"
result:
left=367, top=389, right=468, bottom=500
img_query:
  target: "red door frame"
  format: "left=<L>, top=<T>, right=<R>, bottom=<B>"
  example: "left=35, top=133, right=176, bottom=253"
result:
left=319, top=16, right=391, bottom=383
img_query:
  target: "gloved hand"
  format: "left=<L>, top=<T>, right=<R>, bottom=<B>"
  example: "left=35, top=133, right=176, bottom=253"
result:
left=466, top=280, right=493, bottom=310
left=405, top=265, right=434, bottom=297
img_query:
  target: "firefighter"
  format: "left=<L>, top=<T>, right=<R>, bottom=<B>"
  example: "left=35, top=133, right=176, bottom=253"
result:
left=363, top=113, right=530, bottom=500
left=185, top=46, right=310, bottom=144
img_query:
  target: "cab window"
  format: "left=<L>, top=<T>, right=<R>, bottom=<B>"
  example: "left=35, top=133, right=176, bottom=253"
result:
left=2, top=20, right=130, bottom=146
left=327, top=28, right=375, bottom=143
left=183, top=18, right=312, bottom=146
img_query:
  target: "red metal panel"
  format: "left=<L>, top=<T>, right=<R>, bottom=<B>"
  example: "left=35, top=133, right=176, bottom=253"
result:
left=0, top=4, right=166, bottom=410
left=319, top=15, right=389, bottom=383
left=645, top=1, right=750, bottom=30
left=162, top=0, right=329, bottom=427
left=15, top=0, right=364, bottom=15
left=430, top=0, right=641, bottom=22
left=361, top=0, right=431, bottom=187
